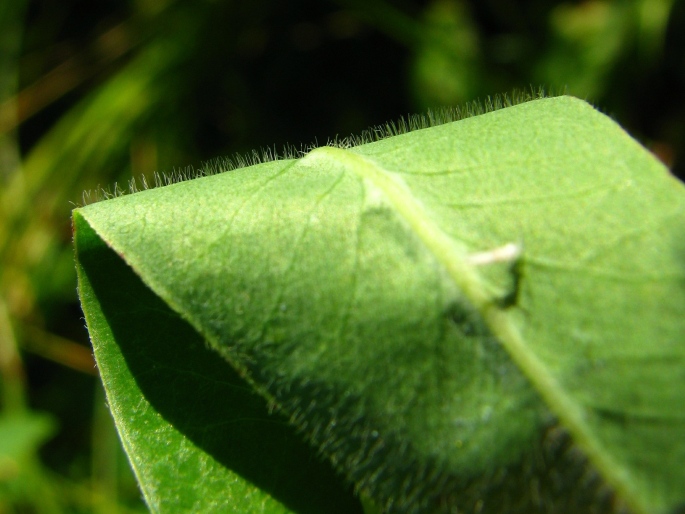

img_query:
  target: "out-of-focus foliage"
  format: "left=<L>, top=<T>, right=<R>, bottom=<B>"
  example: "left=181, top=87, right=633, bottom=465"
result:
left=0, top=0, right=683, bottom=511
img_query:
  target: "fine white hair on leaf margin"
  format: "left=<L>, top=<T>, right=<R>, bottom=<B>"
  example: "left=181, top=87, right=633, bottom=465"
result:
left=79, top=86, right=562, bottom=206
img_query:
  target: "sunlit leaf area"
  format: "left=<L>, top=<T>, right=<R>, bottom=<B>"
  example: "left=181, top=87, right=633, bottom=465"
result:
left=1, top=0, right=684, bottom=512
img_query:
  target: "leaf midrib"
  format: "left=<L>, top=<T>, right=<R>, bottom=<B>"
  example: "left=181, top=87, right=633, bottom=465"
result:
left=304, top=145, right=645, bottom=514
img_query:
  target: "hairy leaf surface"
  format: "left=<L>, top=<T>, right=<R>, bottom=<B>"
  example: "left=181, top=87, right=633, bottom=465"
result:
left=74, top=96, right=685, bottom=514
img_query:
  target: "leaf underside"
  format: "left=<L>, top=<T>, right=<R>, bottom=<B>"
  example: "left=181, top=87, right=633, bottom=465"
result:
left=75, top=96, right=685, bottom=514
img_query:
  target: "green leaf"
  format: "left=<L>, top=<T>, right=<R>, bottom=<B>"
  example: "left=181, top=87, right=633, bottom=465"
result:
left=74, top=96, right=685, bottom=514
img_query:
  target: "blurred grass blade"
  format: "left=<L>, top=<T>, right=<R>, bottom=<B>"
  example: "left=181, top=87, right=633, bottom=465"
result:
left=75, top=96, right=685, bottom=514
left=0, top=0, right=27, bottom=180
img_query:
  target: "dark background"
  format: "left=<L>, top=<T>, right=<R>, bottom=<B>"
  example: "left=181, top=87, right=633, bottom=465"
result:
left=1, top=0, right=684, bottom=511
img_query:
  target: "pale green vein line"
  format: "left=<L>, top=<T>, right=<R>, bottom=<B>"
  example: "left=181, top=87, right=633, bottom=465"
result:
left=389, top=155, right=588, bottom=177
left=303, top=145, right=647, bottom=514
left=444, top=181, right=621, bottom=209
left=576, top=205, right=684, bottom=264
left=259, top=169, right=347, bottom=340
left=527, top=255, right=685, bottom=281
left=334, top=204, right=364, bottom=353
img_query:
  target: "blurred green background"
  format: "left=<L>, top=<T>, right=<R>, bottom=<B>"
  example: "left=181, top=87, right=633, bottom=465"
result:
left=1, top=0, right=683, bottom=511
